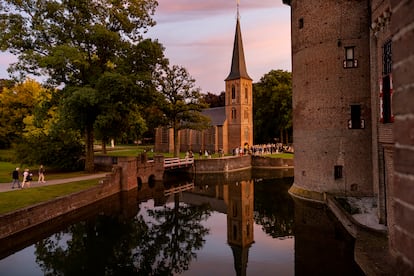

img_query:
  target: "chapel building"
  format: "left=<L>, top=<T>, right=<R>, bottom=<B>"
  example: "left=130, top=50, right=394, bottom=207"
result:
left=154, top=13, right=253, bottom=155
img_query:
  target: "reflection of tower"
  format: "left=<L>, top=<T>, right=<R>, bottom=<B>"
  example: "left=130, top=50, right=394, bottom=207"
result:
left=227, top=180, right=254, bottom=276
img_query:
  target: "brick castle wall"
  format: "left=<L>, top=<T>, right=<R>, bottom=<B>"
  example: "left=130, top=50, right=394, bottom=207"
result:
left=288, top=0, right=373, bottom=198
left=390, top=0, right=414, bottom=271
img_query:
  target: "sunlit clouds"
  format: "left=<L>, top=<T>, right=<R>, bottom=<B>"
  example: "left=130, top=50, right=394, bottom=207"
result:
left=0, top=0, right=292, bottom=94
left=147, top=0, right=291, bottom=93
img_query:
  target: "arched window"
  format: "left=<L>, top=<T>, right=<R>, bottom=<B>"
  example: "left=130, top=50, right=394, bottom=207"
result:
left=232, top=108, right=237, bottom=120
left=232, top=203, right=238, bottom=217
left=231, top=85, right=236, bottom=100
left=244, top=87, right=248, bottom=103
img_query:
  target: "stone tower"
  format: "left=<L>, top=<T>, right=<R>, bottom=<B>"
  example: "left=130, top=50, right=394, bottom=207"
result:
left=225, top=12, right=253, bottom=154
left=283, top=0, right=373, bottom=199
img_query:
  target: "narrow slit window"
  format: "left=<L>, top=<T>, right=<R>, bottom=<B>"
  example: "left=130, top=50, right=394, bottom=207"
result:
left=382, top=76, right=392, bottom=123
left=231, top=108, right=237, bottom=120
left=350, top=105, right=361, bottom=129
left=334, top=165, right=343, bottom=179
left=299, top=18, right=304, bottom=29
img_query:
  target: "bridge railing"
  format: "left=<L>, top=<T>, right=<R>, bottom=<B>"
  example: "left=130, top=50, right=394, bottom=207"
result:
left=164, top=183, right=194, bottom=196
left=164, top=157, right=194, bottom=169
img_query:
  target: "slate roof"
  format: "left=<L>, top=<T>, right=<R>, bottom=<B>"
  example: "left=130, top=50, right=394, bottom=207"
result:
left=225, top=18, right=252, bottom=81
left=202, top=106, right=226, bottom=126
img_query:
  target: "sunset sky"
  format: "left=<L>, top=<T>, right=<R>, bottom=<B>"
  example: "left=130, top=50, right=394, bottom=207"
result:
left=0, top=0, right=292, bottom=94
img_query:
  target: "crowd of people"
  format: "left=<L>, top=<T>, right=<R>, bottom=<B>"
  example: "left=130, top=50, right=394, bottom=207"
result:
left=186, top=143, right=294, bottom=159
left=11, top=165, right=46, bottom=189
left=233, top=143, right=294, bottom=156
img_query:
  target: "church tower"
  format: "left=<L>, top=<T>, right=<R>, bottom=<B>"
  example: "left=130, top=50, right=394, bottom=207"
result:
left=225, top=6, right=253, bottom=154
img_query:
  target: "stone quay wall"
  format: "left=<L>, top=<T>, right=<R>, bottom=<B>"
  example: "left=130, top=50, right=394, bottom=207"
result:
left=251, top=155, right=294, bottom=168
left=194, top=155, right=252, bottom=173
left=194, top=155, right=293, bottom=173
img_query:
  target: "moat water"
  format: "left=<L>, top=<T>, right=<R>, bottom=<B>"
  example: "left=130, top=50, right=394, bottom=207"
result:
left=0, top=169, right=364, bottom=275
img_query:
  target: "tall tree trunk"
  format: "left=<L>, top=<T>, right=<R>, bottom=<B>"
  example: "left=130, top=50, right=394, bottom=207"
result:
left=280, top=128, right=284, bottom=144
left=85, top=124, right=95, bottom=173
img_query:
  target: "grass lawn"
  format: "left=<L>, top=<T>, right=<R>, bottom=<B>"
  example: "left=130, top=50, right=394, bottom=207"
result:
left=267, top=153, right=294, bottom=159
left=0, top=179, right=99, bottom=214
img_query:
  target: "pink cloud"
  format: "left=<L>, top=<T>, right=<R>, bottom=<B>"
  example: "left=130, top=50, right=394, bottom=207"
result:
left=155, top=0, right=285, bottom=22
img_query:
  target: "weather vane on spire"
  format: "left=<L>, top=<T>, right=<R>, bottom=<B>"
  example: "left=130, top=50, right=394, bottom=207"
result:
left=237, top=0, right=240, bottom=19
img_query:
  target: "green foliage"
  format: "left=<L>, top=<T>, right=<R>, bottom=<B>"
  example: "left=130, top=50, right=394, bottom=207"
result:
left=0, top=161, right=18, bottom=182
left=253, top=70, right=292, bottom=144
left=0, top=79, right=47, bottom=147
left=0, top=0, right=159, bottom=84
left=0, top=0, right=164, bottom=172
left=93, top=72, right=148, bottom=145
left=202, top=91, right=225, bottom=108
left=14, top=130, right=84, bottom=171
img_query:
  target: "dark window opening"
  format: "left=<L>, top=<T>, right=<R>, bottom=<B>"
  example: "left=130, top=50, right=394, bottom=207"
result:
left=382, top=75, right=392, bottom=123
left=383, top=40, right=392, bottom=75
left=334, top=165, right=343, bottom=179
left=299, top=18, right=304, bottom=29
left=231, top=85, right=236, bottom=100
left=350, top=105, right=361, bottom=129
left=232, top=204, right=237, bottom=217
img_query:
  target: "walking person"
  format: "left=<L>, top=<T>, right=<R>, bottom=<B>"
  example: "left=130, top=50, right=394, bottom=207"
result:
left=21, top=168, right=32, bottom=188
left=11, top=167, right=21, bottom=189
left=38, top=165, right=46, bottom=183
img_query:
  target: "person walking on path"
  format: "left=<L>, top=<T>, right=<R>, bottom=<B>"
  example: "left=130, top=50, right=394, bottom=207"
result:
left=21, top=168, right=32, bottom=188
left=11, top=168, right=21, bottom=189
left=38, top=165, right=45, bottom=183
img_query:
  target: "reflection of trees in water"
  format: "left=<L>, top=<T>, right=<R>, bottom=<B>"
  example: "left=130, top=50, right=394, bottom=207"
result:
left=253, top=177, right=295, bottom=238
left=144, top=194, right=211, bottom=275
left=34, top=195, right=211, bottom=275
left=35, top=215, right=151, bottom=275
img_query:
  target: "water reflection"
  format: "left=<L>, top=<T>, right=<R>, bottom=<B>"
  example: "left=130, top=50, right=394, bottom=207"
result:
left=0, top=169, right=363, bottom=275
left=293, top=198, right=365, bottom=276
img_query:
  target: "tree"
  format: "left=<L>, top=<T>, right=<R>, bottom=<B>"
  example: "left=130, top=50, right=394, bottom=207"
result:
left=202, top=91, right=225, bottom=108
left=0, top=0, right=164, bottom=172
left=154, top=65, right=210, bottom=157
left=0, top=78, right=46, bottom=147
left=91, top=72, right=148, bottom=153
left=253, top=70, right=292, bottom=144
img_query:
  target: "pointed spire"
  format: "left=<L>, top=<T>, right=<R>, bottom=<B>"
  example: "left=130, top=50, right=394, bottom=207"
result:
left=237, top=0, right=240, bottom=19
left=225, top=11, right=252, bottom=81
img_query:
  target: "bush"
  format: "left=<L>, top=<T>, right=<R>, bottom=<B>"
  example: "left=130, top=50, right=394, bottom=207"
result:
left=14, top=131, right=84, bottom=171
